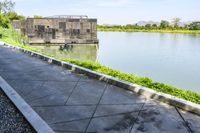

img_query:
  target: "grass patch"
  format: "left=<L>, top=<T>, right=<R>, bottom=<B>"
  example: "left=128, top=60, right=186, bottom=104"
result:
left=1, top=27, right=200, bottom=104
left=97, top=27, right=200, bottom=34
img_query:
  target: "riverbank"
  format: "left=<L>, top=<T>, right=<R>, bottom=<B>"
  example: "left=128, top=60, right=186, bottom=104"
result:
left=97, top=27, right=200, bottom=34
left=0, top=27, right=200, bottom=105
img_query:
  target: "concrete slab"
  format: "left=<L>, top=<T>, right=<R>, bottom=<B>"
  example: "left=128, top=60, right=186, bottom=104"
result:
left=24, top=85, right=58, bottom=102
left=178, top=109, right=200, bottom=133
left=130, top=104, right=189, bottom=133
left=32, top=72, right=81, bottom=82
left=33, top=106, right=96, bottom=124
left=94, top=104, right=143, bottom=117
left=86, top=112, right=138, bottom=133
left=29, top=81, right=77, bottom=106
left=66, top=81, right=107, bottom=105
left=6, top=80, right=44, bottom=98
left=2, top=73, right=40, bottom=82
left=51, top=119, right=90, bottom=132
left=100, top=85, right=146, bottom=105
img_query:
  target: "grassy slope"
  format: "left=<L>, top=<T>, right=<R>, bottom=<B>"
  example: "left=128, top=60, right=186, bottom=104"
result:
left=1, top=27, right=200, bottom=104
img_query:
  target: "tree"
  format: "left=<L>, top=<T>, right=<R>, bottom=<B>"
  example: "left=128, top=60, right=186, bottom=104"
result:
left=0, top=1, right=24, bottom=28
left=188, top=22, right=200, bottom=30
left=152, top=24, right=157, bottom=27
left=0, top=13, right=10, bottom=28
left=7, top=11, right=25, bottom=21
left=0, top=0, right=15, bottom=14
left=145, top=24, right=151, bottom=29
left=160, top=20, right=169, bottom=29
left=172, top=17, right=181, bottom=28
left=34, top=15, right=43, bottom=18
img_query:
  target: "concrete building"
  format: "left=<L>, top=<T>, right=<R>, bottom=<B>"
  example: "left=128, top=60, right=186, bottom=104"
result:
left=12, top=15, right=98, bottom=44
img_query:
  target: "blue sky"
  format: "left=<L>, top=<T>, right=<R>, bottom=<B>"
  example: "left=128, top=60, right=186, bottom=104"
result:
left=12, top=0, right=200, bottom=24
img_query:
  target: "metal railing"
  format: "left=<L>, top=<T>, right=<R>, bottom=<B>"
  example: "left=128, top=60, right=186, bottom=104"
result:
left=45, top=15, right=88, bottom=19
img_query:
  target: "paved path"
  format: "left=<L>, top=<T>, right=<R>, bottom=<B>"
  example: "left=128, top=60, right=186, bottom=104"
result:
left=0, top=45, right=200, bottom=133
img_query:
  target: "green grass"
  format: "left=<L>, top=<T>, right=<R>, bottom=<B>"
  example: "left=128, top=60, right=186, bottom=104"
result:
left=1, top=27, right=200, bottom=104
left=97, top=27, right=200, bottom=34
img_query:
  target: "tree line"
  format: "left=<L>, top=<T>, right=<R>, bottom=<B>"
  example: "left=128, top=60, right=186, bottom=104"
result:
left=99, top=18, right=200, bottom=31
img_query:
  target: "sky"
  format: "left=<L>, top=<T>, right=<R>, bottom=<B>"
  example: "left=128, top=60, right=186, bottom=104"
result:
left=10, top=0, right=200, bottom=25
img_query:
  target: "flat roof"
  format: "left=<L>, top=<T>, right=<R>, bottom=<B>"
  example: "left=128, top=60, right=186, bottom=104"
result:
left=27, top=18, right=97, bottom=22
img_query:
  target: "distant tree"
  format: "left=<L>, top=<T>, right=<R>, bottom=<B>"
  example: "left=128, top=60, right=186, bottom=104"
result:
left=160, top=20, right=169, bottom=29
left=34, top=15, right=43, bottom=18
left=151, top=24, right=158, bottom=29
left=145, top=24, right=151, bottom=29
left=7, top=11, right=25, bottom=21
left=0, top=0, right=15, bottom=14
left=188, top=22, right=200, bottom=30
left=152, top=24, right=157, bottom=27
left=184, top=24, right=189, bottom=30
left=172, top=17, right=181, bottom=28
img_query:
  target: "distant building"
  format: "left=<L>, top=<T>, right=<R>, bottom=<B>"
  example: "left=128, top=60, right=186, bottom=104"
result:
left=12, top=15, right=98, bottom=44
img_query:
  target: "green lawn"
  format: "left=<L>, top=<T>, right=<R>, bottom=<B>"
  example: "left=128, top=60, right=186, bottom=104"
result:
left=1, top=27, right=200, bottom=104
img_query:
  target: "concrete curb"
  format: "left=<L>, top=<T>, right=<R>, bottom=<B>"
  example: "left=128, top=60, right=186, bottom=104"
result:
left=0, top=76, right=55, bottom=133
left=1, top=41, right=200, bottom=116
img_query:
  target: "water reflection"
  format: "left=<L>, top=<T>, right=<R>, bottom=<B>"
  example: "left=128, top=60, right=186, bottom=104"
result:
left=98, top=32, right=200, bottom=92
left=31, top=44, right=98, bottom=62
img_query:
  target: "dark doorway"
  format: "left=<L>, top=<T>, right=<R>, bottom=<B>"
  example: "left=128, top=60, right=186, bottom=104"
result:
left=52, top=29, right=56, bottom=39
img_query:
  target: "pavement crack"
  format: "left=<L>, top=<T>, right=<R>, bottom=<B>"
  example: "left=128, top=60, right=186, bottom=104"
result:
left=128, top=101, right=146, bottom=133
left=84, top=83, right=108, bottom=133
left=64, top=77, right=81, bottom=105
left=175, top=107, right=194, bottom=133
left=49, top=109, right=146, bottom=126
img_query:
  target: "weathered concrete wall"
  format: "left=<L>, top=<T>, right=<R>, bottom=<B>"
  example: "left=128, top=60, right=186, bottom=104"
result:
left=12, top=16, right=98, bottom=44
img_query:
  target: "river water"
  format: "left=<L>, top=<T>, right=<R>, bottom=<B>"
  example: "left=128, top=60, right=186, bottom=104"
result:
left=31, top=32, right=200, bottom=92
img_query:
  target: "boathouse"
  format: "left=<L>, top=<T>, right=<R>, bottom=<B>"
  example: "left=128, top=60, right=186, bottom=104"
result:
left=12, top=15, right=98, bottom=44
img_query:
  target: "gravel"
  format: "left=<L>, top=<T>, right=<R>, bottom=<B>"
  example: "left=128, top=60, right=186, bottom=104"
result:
left=0, top=89, right=36, bottom=133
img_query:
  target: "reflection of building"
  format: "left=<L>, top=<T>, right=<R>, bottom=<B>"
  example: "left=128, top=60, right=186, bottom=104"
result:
left=31, top=45, right=99, bottom=62
left=12, top=15, right=98, bottom=44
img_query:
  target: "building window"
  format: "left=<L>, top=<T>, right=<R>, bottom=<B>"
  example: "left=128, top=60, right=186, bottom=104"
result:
left=35, top=25, right=37, bottom=31
left=38, top=25, right=45, bottom=33
left=59, top=22, right=66, bottom=29
left=87, top=29, right=90, bottom=33
left=77, top=29, right=80, bottom=34
left=72, top=29, right=80, bottom=36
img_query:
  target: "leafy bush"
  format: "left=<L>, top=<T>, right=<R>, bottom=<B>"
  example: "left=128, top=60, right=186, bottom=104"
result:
left=0, top=14, right=10, bottom=28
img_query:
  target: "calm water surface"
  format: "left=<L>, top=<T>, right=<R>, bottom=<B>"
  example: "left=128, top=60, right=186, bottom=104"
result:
left=32, top=32, right=200, bottom=92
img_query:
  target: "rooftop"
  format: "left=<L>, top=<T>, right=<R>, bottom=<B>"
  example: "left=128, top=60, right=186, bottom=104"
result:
left=45, top=15, right=88, bottom=19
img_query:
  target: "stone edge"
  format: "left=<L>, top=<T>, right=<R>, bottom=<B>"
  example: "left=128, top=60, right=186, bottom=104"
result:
left=1, top=41, right=200, bottom=116
left=0, top=76, right=55, bottom=133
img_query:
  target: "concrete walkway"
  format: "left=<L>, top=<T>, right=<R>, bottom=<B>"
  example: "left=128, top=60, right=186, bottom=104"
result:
left=0, top=45, right=200, bottom=133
